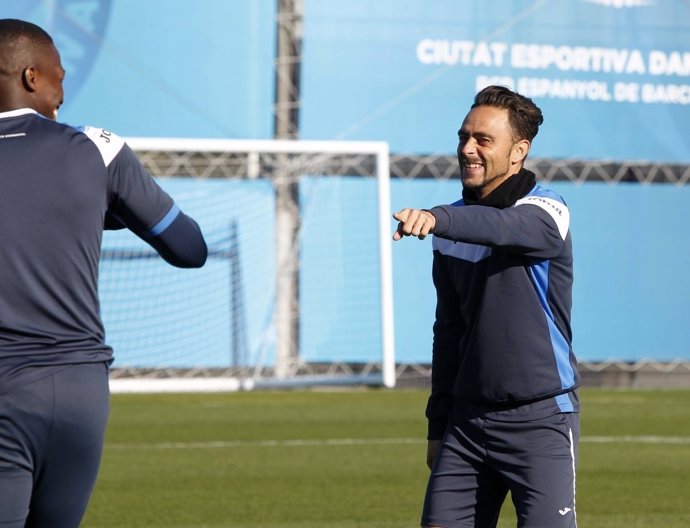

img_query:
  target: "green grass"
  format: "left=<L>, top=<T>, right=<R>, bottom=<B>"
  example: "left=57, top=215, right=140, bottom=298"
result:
left=81, top=389, right=690, bottom=527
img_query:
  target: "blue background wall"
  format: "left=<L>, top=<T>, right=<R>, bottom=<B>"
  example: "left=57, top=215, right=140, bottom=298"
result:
left=301, top=0, right=690, bottom=161
left=3, top=0, right=276, bottom=138
left=4, top=1, right=688, bottom=364
left=100, top=178, right=690, bottom=367
left=391, top=180, right=690, bottom=363
left=4, top=1, right=688, bottom=160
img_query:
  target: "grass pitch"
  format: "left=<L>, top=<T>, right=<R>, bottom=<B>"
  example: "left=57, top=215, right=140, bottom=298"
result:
left=81, top=389, right=690, bottom=527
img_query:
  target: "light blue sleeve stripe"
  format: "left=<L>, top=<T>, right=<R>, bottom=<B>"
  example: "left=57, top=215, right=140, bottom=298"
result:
left=555, top=393, right=575, bottom=413
left=529, top=261, right=576, bottom=389
left=148, top=203, right=180, bottom=237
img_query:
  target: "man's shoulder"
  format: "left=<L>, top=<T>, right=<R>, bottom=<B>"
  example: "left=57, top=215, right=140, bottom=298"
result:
left=516, top=184, right=571, bottom=239
left=516, top=184, right=570, bottom=215
left=525, top=184, right=566, bottom=204
left=71, top=125, right=126, bottom=166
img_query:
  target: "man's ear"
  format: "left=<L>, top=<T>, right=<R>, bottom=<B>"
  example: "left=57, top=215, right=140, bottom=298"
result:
left=22, top=66, right=38, bottom=92
left=511, top=139, right=530, bottom=164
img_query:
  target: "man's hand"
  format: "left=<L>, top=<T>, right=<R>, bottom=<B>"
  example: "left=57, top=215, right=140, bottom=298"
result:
left=426, top=439, right=441, bottom=470
left=392, top=208, right=436, bottom=241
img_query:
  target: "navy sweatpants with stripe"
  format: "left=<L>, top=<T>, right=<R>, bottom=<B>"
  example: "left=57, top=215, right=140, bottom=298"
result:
left=0, top=363, right=110, bottom=527
left=422, top=407, right=579, bottom=528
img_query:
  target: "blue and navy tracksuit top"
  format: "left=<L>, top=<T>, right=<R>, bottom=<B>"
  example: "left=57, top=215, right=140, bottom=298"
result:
left=0, top=109, right=207, bottom=394
left=425, top=169, right=579, bottom=439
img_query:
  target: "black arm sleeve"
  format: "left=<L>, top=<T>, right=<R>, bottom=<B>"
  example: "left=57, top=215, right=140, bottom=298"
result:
left=145, top=212, right=207, bottom=268
left=105, top=142, right=207, bottom=268
left=429, top=202, right=566, bottom=259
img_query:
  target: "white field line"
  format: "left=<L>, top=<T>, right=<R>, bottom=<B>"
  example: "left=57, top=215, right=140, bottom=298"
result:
left=107, top=438, right=423, bottom=450
left=106, top=436, right=690, bottom=450
left=582, top=435, right=690, bottom=444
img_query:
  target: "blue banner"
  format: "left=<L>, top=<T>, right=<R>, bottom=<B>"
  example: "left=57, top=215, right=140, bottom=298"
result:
left=2, top=0, right=276, bottom=139
left=6, top=1, right=688, bottom=158
left=301, top=0, right=690, bottom=162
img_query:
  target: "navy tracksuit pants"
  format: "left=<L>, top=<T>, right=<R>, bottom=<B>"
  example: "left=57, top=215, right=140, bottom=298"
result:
left=422, top=406, right=579, bottom=528
left=0, top=363, right=110, bottom=527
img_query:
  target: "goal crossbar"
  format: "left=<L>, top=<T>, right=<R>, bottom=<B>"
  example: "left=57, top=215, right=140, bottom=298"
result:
left=110, top=138, right=395, bottom=391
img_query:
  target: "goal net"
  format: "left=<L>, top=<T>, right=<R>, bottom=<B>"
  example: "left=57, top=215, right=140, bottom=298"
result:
left=102, top=139, right=395, bottom=392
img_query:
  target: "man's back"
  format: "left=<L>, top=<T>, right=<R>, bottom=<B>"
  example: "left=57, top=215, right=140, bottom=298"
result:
left=0, top=19, right=208, bottom=527
left=0, top=110, right=109, bottom=359
left=0, top=108, right=193, bottom=394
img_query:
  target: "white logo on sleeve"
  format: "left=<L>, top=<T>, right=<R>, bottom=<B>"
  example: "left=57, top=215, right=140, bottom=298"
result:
left=559, top=507, right=573, bottom=516
left=79, top=126, right=125, bottom=167
left=514, top=195, right=570, bottom=240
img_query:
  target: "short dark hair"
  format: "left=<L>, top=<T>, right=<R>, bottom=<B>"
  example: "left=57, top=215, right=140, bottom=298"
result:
left=0, top=19, right=54, bottom=75
left=472, top=85, right=543, bottom=143
left=0, top=18, right=53, bottom=46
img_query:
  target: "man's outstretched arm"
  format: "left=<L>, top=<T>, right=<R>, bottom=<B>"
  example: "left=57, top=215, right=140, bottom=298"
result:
left=145, top=207, right=207, bottom=268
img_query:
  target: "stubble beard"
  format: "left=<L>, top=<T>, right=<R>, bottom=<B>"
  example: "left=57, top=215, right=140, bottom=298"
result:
left=460, top=156, right=513, bottom=198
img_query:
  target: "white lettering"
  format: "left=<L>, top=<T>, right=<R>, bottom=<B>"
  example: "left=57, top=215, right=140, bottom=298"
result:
left=416, top=39, right=688, bottom=81
left=510, top=44, right=649, bottom=74
left=489, top=42, right=508, bottom=67
left=627, top=50, right=647, bottom=74
left=517, top=77, right=612, bottom=101
left=472, top=42, right=494, bottom=67
left=416, top=39, right=509, bottom=67
left=514, top=196, right=569, bottom=240
left=416, top=39, right=435, bottom=65
left=452, top=41, right=476, bottom=65
left=614, top=82, right=640, bottom=102
left=641, top=83, right=690, bottom=104
left=648, top=51, right=690, bottom=76
left=476, top=75, right=515, bottom=92
left=649, top=51, right=666, bottom=75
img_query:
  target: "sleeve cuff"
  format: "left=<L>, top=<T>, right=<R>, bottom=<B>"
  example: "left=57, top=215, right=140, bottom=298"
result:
left=428, top=206, right=452, bottom=236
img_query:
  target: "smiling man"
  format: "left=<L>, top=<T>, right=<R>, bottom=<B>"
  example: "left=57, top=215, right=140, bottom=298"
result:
left=393, top=85, right=580, bottom=528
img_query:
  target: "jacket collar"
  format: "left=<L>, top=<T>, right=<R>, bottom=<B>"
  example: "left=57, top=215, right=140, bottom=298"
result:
left=0, top=108, right=38, bottom=119
left=462, top=168, right=537, bottom=209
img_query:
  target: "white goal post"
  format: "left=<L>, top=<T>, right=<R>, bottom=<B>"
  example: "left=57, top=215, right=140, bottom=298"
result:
left=105, top=138, right=395, bottom=392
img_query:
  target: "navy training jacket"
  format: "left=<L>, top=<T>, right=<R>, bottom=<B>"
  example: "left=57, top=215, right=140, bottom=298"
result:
left=425, top=171, right=579, bottom=438
left=0, top=109, right=207, bottom=393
